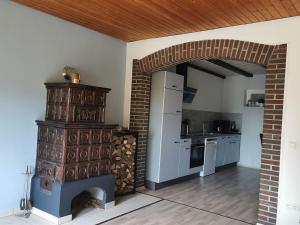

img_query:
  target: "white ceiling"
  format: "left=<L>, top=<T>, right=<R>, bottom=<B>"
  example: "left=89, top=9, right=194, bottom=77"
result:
left=190, top=59, right=266, bottom=77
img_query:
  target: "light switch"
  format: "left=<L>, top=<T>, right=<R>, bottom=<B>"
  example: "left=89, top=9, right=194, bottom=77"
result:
left=286, top=203, right=300, bottom=212
left=288, top=141, right=297, bottom=150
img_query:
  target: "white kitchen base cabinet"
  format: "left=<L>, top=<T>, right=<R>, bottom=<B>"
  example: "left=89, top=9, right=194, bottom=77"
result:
left=179, top=139, right=192, bottom=177
left=146, top=71, right=184, bottom=184
left=216, top=135, right=241, bottom=168
left=216, top=136, right=226, bottom=167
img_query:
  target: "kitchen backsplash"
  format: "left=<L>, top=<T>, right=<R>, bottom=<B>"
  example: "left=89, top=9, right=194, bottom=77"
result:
left=221, top=112, right=243, bottom=131
left=181, top=109, right=242, bottom=135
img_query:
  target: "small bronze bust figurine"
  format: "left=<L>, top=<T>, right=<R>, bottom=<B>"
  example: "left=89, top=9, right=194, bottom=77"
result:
left=62, top=66, right=80, bottom=84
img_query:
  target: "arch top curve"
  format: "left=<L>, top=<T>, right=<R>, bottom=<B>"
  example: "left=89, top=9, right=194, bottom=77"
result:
left=137, top=39, right=276, bottom=73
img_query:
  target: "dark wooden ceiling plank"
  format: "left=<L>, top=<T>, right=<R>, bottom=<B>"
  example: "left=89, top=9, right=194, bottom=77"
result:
left=159, top=0, right=221, bottom=29
left=233, top=2, right=261, bottom=22
left=14, top=0, right=143, bottom=40
left=65, top=0, right=171, bottom=37
left=208, top=0, right=250, bottom=25
left=252, top=0, right=274, bottom=20
left=225, top=0, right=259, bottom=23
left=289, top=0, right=300, bottom=13
left=257, top=0, right=282, bottom=18
left=270, top=0, right=292, bottom=17
left=130, top=1, right=202, bottom=34
left=104, top=0, right=191, bottom=36
left=243, top=0, right=269, bottom=21
left=184, top=0, right=236, bottom=26
left=279, top=0, right=299, bottom=16
left=204, top=0, right=247, bottom=25
left=145, top=0, right=211, bottom=29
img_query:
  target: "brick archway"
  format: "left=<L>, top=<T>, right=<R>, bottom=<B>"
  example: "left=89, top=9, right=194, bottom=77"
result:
left=130, top=39, right=286, bottom=225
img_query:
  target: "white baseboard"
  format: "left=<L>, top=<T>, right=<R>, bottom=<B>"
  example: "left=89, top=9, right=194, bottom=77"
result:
left=104, top=201, right=115, bottom=209
left=0, top=208, right=23, bottom=218
left=256, top=223, right=263, bottom=225
left=31, top=207, right=72, bottom=225
left=237, top=163, right=260, bottom=170
left=32, top=202, right=114, bottom=224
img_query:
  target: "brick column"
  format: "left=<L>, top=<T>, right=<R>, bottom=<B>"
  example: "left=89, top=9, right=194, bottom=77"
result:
left=129, top=60, right=152, bottom=187
left=258, top=44, right=287, bottom=225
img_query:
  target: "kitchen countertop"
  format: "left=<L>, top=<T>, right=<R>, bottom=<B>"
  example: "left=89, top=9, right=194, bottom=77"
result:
left=181, top=132, right=241, bottom=139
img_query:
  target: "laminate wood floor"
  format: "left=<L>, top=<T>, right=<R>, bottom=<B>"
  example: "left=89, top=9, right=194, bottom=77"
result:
left=102, top=200, right=249, bottom=225
left=141, top=166, right=260, bottom=224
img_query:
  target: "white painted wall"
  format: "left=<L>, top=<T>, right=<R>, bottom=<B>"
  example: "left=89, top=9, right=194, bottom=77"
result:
left=0, top=1, right=126, bottom=213
left=183, top=67, right=223, bottom=112
left=125, top=16, right=300, bottom=224
left=222, top=75, right=266, bottom=169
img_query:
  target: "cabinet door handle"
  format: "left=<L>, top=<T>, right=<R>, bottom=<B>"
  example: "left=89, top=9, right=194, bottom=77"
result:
left=176, top=110, right=181, bottom=113
left=184, top=140, right=188, bottom=142
left=172, top=85, right=177, bottom=88
left=185, top=148, right=190, bottom=150
left=174, top=141, right=180, bottom=144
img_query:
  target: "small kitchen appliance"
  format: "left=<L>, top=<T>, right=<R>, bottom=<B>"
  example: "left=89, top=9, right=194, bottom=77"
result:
left=182, top=119, right=191, bottom=136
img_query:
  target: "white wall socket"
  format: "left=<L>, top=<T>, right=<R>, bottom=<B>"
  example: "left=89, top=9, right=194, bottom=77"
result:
left=288, top=141, right=297, bottom=150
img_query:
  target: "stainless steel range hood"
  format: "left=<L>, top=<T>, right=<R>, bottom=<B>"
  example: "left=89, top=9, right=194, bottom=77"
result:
left=176, top=63, right=197, bottom=103
left=183, top=86, right=197, bottom=103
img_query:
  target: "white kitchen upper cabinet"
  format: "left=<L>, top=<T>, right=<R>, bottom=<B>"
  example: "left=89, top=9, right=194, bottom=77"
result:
left=164, top=72, right=184, bottom=91
left=149, top=71, right=184, bottom=115
left=179, top=139, right=191, bottom=177
left=161, top=114, right=182, bottom=142
left=163, top=88, right=183, bottom=114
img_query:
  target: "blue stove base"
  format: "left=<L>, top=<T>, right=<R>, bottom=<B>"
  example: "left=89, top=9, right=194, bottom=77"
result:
left=30, top=175, right=115, bottom=217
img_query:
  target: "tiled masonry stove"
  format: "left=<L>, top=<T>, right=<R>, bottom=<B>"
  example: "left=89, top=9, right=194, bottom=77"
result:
left=31, top=83, right=137, bottom=223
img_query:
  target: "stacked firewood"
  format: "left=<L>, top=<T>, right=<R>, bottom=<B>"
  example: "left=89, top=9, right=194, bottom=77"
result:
left=111, top=131, right=137, bottom=195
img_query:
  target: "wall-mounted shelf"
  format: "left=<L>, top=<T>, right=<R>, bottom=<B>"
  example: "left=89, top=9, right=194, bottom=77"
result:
left=245, top=89, right=265, bottom=107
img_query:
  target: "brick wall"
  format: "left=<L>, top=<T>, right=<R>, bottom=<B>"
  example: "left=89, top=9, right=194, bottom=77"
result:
left=129, top=60, right=152, bottom=188
left=258, top=44, right=287, bottom=225
left=129, top=40, right=286, bottom=225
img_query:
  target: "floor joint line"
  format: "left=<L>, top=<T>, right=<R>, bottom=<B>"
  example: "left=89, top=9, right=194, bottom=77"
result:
left=96, top=197, right=163, bottom=225
left=138, top=191, right=254, bottom=225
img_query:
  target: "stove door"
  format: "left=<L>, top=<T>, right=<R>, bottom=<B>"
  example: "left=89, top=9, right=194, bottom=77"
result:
left=190, top=144, right=204, bottom=168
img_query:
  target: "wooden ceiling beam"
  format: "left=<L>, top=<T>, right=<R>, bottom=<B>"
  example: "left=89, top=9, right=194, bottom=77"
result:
left=207, top=59, right=253, bottom=77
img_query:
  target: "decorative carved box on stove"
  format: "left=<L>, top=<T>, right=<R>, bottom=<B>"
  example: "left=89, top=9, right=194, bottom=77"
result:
left=35, top=83, right=117, bottom=184
left=45, top=83, right=110, bottom=123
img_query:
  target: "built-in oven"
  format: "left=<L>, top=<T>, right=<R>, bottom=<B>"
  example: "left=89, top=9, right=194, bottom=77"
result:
left=190, top=142, right=205, bottom=168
